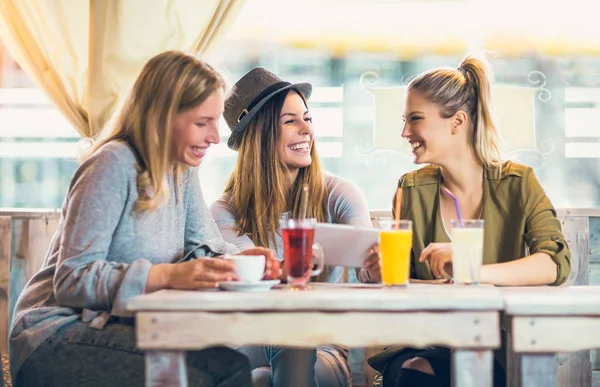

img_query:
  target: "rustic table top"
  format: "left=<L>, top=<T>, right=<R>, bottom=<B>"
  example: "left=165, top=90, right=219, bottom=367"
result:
left=500, top=286, right=600, bottom=316
left=128, top=283, right=504, bottom=313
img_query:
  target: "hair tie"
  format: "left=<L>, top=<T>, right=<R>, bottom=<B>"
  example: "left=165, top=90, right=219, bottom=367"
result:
left=457, top=67, right=467, bottom=77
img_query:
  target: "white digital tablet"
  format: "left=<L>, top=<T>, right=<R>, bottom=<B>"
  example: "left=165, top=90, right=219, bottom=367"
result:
left=314, top=223, right=379, bottom=268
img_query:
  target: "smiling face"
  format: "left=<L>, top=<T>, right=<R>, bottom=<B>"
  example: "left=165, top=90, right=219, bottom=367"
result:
left=171, top=89, right=224, bottom=167
left=402, top=90, right=463, bottom=166
left=277, top=91, right=314, bottom=176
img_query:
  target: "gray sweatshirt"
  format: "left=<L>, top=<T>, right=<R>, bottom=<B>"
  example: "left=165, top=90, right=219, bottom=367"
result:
left=210, top=172, right=373, bottom=283
left=9, top=141, right=237, bottom=379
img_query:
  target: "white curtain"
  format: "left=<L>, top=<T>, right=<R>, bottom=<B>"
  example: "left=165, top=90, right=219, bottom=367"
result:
left=0, top=0, right=245, bottom=137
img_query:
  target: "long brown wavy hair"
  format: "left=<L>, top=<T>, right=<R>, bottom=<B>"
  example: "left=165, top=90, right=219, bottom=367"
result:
left=224, top=89, right=329, bottom=251
left=82, top=51, right=225, bottom=212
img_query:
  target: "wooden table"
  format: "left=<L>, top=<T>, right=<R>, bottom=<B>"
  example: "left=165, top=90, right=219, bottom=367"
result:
left=128, top=283, right=503, bottom=387
left=502, top=286, right=600, bottom=387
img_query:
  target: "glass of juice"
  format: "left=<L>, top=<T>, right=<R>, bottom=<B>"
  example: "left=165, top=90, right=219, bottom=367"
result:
left=450, top=220, right=484, bottom=285
left=378, top=220, right=412, bottom=287
left=280, top=217, right=324, bottom=290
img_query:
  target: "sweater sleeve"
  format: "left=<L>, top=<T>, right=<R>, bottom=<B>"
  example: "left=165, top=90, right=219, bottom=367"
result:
left=328, top=176, right=372, bottom=227
left=521, top=167, right=571, bottom=285
left=53, top=149, right=152, bottom=317
left=184, top=170, right=239, bottom=259
left=209, top=194, right=257, bottom=252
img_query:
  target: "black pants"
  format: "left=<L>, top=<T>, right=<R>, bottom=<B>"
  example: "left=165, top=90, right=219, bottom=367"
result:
left=382, top=347, right=506, bottom=387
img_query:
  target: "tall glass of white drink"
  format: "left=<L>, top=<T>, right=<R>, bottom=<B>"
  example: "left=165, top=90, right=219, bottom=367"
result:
left=450, top=219, right=484, bottom=285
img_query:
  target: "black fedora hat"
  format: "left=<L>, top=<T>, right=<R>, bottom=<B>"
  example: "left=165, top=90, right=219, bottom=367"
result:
left=224, top=67, right=312, bottom=150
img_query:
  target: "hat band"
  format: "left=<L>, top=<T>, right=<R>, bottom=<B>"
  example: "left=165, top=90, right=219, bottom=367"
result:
left=237, top=81, right=291, bottom=122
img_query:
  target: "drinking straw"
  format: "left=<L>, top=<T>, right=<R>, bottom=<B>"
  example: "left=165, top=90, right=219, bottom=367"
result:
left=299, top=184, right=309, bottom=220
left=442, top=186, right=464, bottom=227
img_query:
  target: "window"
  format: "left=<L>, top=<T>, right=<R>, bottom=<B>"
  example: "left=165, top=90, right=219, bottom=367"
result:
left=1, top=0, right=599, bottom=210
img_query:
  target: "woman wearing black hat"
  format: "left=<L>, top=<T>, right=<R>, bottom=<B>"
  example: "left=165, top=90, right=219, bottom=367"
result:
left=209, top=68, right=380, bottom=387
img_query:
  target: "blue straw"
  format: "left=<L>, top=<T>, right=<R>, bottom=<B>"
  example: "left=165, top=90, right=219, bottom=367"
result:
left=442, top=187, right=464, bottom=228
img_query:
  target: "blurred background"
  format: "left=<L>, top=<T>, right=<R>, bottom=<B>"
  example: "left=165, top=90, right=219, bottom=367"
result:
left=1, top=0, right=599, bottom=210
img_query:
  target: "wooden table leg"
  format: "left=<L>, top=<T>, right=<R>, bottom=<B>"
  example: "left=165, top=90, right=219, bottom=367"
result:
left=145, top=351, right=188, bottom=387
left=452, top=349, right=493, bottom=387
left=557, top=350, right=592, bottom=387
left=521, top=354, right=557, bottom=387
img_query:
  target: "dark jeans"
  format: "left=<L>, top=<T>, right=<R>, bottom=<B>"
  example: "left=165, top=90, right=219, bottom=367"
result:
left=15, top=321, right=252, bottom=387
left=382, top=347, right=506, bottom=387
left=238, top=345, right=351, bottom=387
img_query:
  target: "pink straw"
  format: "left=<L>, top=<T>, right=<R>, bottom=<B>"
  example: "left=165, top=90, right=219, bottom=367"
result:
left=442, top=187, right=464, bottom=227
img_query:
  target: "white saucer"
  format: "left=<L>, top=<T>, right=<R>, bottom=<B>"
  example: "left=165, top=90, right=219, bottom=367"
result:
left=219, top=280, right=281, bottom=292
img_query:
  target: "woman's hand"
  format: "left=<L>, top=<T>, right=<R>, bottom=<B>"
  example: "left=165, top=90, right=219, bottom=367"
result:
left=419, top=242, right=453, bottom=279
left=161, top=258, right=239, bottom=290
left=237, top=247, right=281, bottom=280
left=278, top=261, right=288, bottom=282
left=145, top=247, right=280, bottom=292
left=364, top=244, right=382, bottom=283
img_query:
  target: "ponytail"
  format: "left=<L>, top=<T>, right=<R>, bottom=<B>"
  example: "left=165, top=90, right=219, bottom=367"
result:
left=408, top=55, right=503, bottom=169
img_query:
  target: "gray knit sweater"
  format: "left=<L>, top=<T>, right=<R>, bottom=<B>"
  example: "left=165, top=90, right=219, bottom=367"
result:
left=9, top=141, right=237, bottom=380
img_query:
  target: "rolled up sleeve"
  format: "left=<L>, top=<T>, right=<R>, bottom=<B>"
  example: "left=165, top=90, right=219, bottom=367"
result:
left=521, top=168, right=571, bottom=285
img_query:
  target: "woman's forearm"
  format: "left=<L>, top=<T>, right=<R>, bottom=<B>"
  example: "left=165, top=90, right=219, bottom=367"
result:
left=481, top=253, right=558, bottom=286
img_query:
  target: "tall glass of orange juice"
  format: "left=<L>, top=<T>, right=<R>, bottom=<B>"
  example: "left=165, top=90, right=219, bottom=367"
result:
left=378, top=220, right=412, bottom=287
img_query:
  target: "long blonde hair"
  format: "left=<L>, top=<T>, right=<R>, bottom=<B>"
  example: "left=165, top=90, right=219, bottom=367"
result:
left=82, top=51, right=225, bottom=212
left=224, top=89, right=328, bottom=250
left=408, top=55, right=503, bottom=169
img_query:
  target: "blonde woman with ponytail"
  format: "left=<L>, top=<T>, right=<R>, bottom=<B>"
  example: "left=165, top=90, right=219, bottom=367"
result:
left=9, top=51, right=281, bottom=387
left=368, top=56, right=571, bottom=387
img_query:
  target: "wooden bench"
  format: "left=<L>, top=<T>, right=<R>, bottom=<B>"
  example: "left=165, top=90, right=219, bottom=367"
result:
left=0, top=209, right=60, bottom=387
left=1, top=207, right=599, bottom=387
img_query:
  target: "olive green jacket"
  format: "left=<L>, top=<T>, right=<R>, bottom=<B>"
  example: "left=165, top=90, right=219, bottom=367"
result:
left=368, top=161, right=571, bottom=372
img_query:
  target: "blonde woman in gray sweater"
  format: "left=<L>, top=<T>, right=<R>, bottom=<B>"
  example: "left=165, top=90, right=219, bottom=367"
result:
left=9, top=51, right=279, bottom=387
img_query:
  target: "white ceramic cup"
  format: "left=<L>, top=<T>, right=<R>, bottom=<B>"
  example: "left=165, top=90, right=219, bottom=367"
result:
left=223, top=255, right=266, bottom=283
